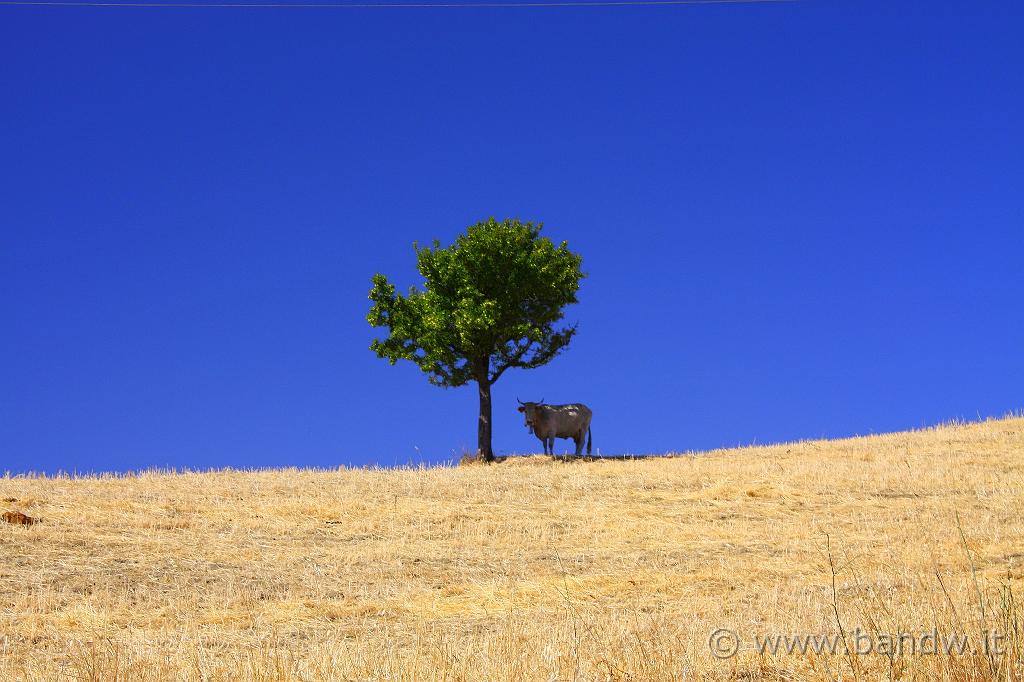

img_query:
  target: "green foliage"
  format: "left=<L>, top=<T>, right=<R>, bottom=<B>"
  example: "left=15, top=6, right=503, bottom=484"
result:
left=367, top=218, right=585, bottom=388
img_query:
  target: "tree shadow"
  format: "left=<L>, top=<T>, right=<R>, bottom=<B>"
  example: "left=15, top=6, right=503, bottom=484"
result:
left=493, top=453, right=676, bottom=464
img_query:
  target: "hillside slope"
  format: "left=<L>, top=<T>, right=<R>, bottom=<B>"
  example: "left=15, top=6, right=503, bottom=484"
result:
left=2, top=418, right=1022, bottom=680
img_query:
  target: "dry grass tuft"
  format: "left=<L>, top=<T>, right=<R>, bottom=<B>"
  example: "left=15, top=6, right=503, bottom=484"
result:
left=1, top=417, right=1022, bottom=680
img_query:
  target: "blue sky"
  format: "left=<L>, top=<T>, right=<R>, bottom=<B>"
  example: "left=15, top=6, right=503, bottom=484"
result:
left=2, top=0, right=1022, bottom=473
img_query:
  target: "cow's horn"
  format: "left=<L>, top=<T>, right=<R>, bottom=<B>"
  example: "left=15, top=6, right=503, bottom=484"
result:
left=517, top=397, right=525, bottom=405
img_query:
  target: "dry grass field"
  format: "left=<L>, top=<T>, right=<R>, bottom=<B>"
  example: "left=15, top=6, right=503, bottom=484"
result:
left=2, top=417, right=1022, bottom=681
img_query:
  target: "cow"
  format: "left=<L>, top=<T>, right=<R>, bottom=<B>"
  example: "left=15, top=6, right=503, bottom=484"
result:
left=517, top=398, right=593, bottom=459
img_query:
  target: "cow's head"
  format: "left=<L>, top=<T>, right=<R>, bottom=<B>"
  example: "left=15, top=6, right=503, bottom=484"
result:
left=516, top=398, right=545, bottom=433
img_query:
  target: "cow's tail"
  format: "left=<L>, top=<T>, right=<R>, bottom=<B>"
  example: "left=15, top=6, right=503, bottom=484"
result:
left=587, top=426, right=592, bottom=456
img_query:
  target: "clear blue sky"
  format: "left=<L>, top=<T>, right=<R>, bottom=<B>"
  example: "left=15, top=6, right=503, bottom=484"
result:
left=2, top=0, right=1021, bottom=474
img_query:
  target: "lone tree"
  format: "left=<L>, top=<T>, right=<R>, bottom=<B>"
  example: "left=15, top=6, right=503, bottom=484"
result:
left=367, top=218, right=585, bottom=462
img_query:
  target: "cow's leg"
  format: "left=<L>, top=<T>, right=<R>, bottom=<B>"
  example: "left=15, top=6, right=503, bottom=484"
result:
left=574, top=433, right=584, bottom=457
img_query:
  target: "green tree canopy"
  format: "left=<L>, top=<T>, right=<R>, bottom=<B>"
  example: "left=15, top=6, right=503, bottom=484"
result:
left=367, top=218, right=585, bottom=461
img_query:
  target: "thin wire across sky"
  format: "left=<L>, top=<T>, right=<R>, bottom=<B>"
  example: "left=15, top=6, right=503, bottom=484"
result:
left=0, top=0, right=798, bottom=8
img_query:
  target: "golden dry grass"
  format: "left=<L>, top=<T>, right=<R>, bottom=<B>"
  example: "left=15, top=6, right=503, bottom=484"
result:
left=2, top=417, right=1022, bottom=681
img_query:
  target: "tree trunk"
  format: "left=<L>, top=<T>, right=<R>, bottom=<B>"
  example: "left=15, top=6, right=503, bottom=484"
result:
left=475, top=358, right=493, bottom=462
